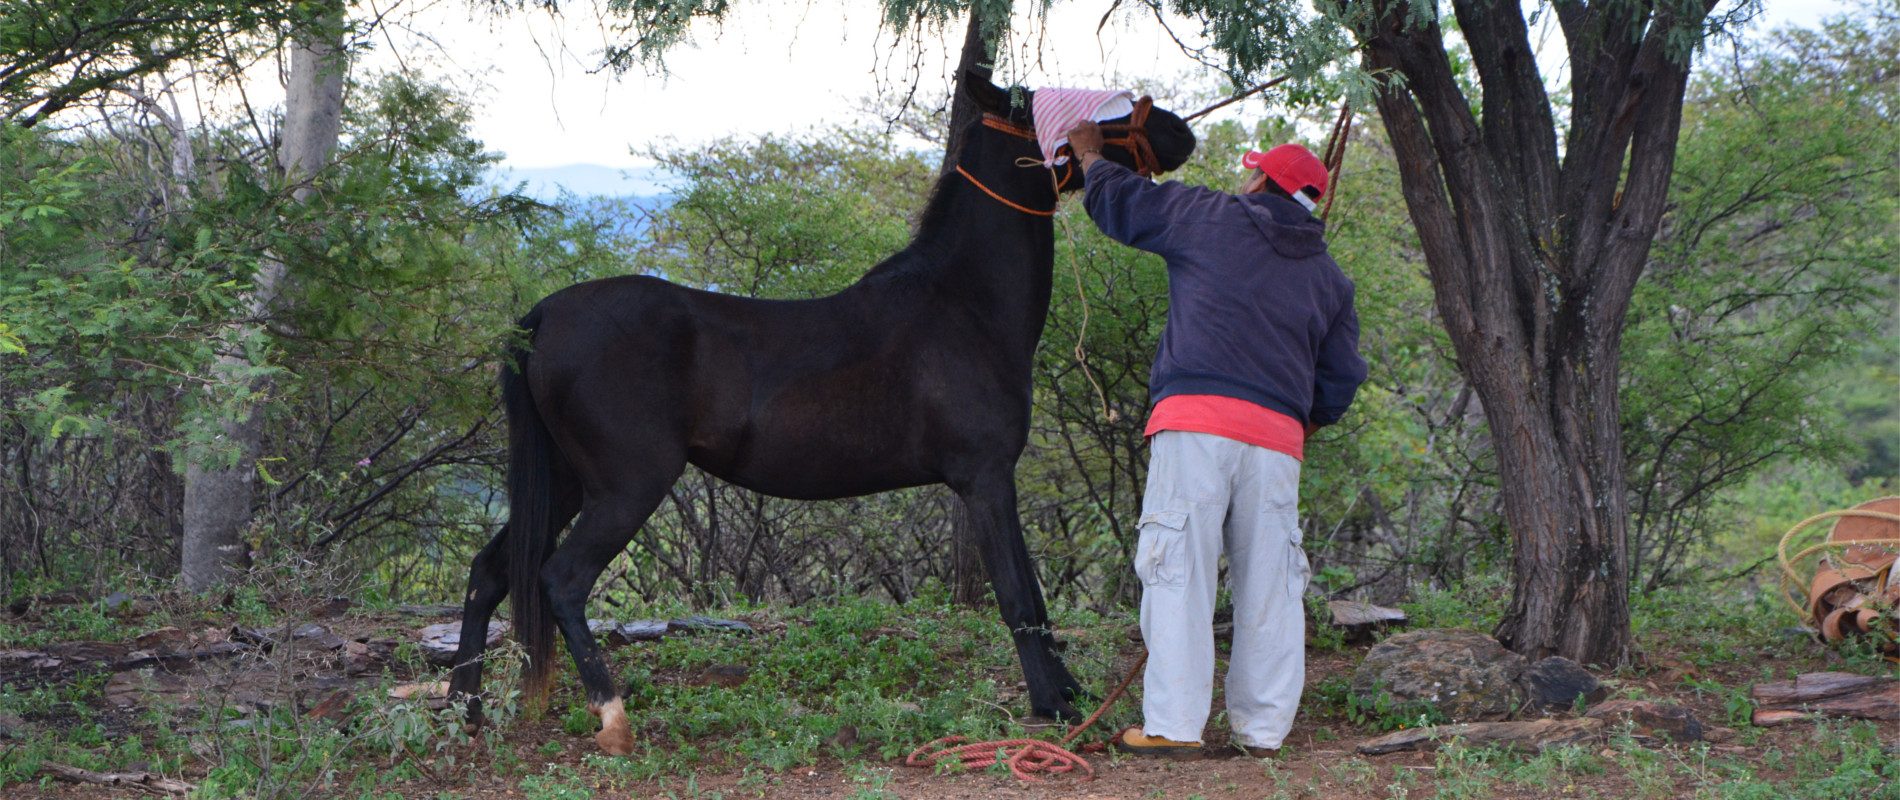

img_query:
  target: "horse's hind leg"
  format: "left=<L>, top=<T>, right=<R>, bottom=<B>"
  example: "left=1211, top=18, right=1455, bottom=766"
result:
left=957, top=467, right=1087, bottom=721
left=542, top=463, right=683, bottom=755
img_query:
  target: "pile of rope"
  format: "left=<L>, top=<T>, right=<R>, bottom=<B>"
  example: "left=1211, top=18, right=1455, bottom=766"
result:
left=1777, top=497, right=1900, bottom=651
left=904, top=652, right=1145, bottom=783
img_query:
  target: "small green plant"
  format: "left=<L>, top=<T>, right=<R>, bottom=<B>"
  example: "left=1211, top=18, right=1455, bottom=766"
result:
left=1344, top=681, right=1448, bottom=732
left=845, top=763, right=899, bottom=800
left=562, top=704, right=596, bottom=736
left=519, top=765, right=594, bottom=800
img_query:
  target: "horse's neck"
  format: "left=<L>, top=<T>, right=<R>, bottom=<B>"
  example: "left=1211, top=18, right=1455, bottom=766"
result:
left=908, top=180, right=1055, bottom=335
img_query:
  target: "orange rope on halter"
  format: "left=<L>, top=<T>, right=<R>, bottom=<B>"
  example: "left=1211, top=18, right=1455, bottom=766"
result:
left=956, top=164, right=1056, bottom=217
left=904, top=651, right=1147, bottom=783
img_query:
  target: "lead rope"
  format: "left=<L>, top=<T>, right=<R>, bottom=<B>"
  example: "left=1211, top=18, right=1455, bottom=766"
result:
left=906, top=651, right=1147, bottom=782
left=1040, top=159, right=1121, bottom=424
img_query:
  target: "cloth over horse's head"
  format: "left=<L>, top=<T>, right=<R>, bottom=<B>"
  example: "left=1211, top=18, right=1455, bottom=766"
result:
left=962, top=71, right=1196, bottom=192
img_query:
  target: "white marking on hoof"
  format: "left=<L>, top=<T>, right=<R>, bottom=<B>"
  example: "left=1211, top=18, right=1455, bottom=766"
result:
left=593, top=696, right=636, bottom=756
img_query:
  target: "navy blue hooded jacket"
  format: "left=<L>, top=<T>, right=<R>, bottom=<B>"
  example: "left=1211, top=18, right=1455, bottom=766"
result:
left=1082, top=159, right=1365, bottom=428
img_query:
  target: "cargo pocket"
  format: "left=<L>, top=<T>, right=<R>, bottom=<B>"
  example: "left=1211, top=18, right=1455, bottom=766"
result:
left=1288, top=541, right=1312, bottom=600
left=1135, top=507, right=1190, bottom=587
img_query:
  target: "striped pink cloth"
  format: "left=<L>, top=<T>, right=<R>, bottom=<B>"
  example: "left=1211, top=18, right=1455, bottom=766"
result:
left=1031, top=87, right=1135, bottom=167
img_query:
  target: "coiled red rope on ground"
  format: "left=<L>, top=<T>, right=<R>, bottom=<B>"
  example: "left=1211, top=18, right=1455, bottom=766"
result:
left=904, top=651, right=1146, bottom=783
left=904, top=737, right=1094, bottom=782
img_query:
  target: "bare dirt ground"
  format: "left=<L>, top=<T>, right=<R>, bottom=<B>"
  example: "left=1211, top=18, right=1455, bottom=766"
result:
left=3, top=595, right=1896, bottom=799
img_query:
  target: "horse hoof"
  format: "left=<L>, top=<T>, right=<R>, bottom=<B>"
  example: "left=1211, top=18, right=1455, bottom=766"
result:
left=593, top=696, right=636, bottom=755
left=595, top=726, right=637, bottom=756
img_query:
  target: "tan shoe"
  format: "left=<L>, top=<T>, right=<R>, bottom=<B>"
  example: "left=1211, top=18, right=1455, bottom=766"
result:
left=1113, top=726, right=1204, bottom=761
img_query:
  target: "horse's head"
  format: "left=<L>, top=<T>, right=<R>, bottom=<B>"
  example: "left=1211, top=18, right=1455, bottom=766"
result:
left=962, top=72, right=1197, bottom=192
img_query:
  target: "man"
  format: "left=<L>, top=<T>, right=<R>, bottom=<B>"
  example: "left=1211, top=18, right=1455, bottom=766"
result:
left=1065, top=121, right=1366, bottom=759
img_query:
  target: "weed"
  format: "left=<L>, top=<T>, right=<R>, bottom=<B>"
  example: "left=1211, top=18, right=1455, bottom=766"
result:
left=561, top=703, right=595, bottom=736
left=519, top=764, right=595, bottom=800
left=1344, top=678, right=1447, bottom=732
left=844, top=762, right=899, bottom=800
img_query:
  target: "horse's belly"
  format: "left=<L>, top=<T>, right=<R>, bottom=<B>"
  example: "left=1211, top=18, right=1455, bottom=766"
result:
left=695, top=369, right=945, bottom=499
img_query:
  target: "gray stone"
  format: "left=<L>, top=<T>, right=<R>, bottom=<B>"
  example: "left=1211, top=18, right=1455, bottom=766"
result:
left=1351, top=628, right=1527, bottom=722
left=1519, top=656, right=1605, bottom=710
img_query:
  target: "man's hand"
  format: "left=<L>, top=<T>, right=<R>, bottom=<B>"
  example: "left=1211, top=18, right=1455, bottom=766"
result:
left=1066, top=120, right=1105, bottom=169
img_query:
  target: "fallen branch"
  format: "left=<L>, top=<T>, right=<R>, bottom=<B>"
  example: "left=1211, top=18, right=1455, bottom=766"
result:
left=1750, top=671, right=1900, bottom=726
left=40, top=761, right=194, bottom=795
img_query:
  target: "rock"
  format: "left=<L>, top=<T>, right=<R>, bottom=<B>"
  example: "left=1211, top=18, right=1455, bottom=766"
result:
left=416, top=621, right=507, bottom=667
left=826, top=725, right=859, bottom=751
left=0, top=711, right=25, bottom=738
left=291, top=624, right=346, bottom=652
left=693, top=664, right=750, bottom=688
left=1585, top=699, right=1707, bottom=742
left=1357, top=718, right=1603, bottom=755
left=1701, top=726, right=1737, bottom=743
left=1329, top=600, right=1409, bottom=641
left=1519, top=657, right=1605, bottom=710
left=1351, top=628, right=1527, bottom=722
left=667, top=616, right=753, bottom=635
left=134, top=627, right=190, bottom=653
left=341, top=641, right=379, bottom=675
left=48, top=641, right=129, bottom=664
left=864, top=626, right=920, bottom=641
left=0, top=650, right=55, bottom=669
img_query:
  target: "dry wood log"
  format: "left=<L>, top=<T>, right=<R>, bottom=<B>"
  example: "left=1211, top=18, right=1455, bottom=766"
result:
left=1751, top=671, right=1891, bottom=705
left=40, top=761, right=194, bottom=795
left=1356, top=717, right=1603, bottom=755
left=1751, top=671, right=1900, bottom=726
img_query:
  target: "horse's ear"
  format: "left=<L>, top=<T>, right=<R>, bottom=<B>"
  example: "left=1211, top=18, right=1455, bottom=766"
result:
left=963, top=70, right=1008, bottom=114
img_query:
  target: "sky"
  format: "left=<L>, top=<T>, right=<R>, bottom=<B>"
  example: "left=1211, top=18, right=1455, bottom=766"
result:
left=326, top=0, right=1853, bottom=193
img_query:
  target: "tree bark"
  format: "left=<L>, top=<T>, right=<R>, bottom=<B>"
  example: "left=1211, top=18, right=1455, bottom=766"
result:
left=181, top=11, right=346, bottom=591
left=939, top=6, right=997, bottom=177
left=1352, top=0, right=1712, bottom=666
left=945, top=5, right=1000, bottom=607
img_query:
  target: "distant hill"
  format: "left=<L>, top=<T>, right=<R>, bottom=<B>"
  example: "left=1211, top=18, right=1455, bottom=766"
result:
left=489, top=163, right=675, bottom=201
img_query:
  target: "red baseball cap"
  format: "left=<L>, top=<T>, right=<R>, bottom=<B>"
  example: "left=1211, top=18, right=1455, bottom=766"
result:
left=1242, top=144, right=1328, bottom=208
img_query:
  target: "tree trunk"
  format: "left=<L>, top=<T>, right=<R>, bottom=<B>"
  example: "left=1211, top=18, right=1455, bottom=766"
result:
left=944, top=6, right=1000, bottom=607
left=939, top=6, right=997, bottom=177
left=180, top=12, right=346, bottom=591
left=1353, top=0, right=1711, bottom=666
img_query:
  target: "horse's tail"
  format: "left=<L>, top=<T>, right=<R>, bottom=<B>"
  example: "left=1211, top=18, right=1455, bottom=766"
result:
left=502, top=306, right=560, bottom=703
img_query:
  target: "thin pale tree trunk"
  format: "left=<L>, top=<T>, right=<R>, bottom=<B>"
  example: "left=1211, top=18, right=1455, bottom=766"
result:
left=181, top=14, right=346, bottom=590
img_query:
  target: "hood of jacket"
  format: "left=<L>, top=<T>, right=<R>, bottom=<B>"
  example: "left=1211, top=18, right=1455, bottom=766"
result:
left=1239, top=192, right=1329, bottom=259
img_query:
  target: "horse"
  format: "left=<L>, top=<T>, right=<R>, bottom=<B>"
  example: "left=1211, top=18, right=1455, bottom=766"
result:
left=446, top=74, right=1196, bottom=754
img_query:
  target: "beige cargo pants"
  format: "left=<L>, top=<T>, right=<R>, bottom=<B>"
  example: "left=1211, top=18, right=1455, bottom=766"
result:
left=1136, top=430, right=1309, bottom=750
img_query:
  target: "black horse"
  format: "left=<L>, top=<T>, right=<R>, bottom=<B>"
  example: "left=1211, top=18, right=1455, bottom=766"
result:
left=447, top=75, right=1195, bottom=753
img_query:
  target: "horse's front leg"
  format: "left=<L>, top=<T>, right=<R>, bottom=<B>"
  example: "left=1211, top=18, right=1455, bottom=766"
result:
left=957, top=468, right=1086, bottom=721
